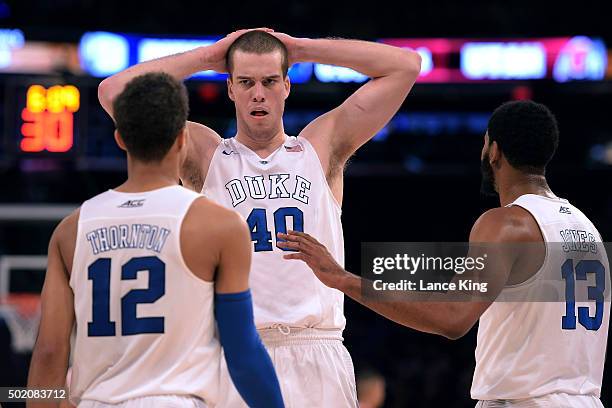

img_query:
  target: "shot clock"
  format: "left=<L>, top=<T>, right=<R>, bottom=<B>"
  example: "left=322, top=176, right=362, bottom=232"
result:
left=20, top=84, right=80, bottom=153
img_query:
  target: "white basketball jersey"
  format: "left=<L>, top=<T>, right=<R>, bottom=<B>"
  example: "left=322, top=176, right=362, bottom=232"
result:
left=69, top=186, right=221, bottom=405
left=472, top=194, right=610, bottom=400
left=202, top=136, right=345, bottom=329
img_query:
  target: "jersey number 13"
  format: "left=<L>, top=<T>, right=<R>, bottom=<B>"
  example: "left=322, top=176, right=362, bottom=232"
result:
left=561, top=259, right=605, bottom=331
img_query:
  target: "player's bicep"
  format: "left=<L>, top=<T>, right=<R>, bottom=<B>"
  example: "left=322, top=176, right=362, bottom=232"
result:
left=303, top=71, right=416, bottom=164
left=336, top=75, right=412, bottom=143
left=215, top=212, right=252, bottom=294
left=438, top=210, right=521, bottom=333
left=36, top=230, right=74, bottom=352
left=466, top=210, right=518, bottom=301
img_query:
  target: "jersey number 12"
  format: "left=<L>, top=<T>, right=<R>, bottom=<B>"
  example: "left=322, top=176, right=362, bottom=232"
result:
left=88, top=256, right=165, bottom=337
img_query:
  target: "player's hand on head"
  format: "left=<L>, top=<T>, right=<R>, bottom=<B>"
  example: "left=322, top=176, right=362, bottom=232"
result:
left=269, top=32, right=301, bottom=66
left=277, top=231, right=345, bottom=289
left=207, top=28, right=275, bottom=73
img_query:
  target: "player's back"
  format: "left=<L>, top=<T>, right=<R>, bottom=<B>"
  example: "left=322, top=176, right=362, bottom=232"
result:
left=472, top=194, right=610, bottom=404
left=69, top=185, right=220, bottom=406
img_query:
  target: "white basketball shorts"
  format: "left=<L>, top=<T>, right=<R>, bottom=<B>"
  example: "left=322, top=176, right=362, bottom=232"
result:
left=216, top=326, right=357, bottom=408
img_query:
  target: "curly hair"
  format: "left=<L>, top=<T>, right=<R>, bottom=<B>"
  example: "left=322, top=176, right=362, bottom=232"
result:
left=113, top=72, right=189, bottom=163
left=487, top=100, right=559, bottom=174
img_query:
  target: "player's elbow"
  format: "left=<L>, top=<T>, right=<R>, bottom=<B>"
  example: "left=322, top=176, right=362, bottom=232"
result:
left=97, top=78, right=115, bottom=115
left=436, top=317, right=474, bottom=340
left=398, top=49, right=422, bottom=79
left=30, top=340, right=70, bottom=373
left=438, top=325, right=469, bottom=340
left=33, top=339, right=70, bottom=361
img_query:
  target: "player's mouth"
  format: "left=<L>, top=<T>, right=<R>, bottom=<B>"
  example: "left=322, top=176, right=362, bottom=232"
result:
left=250, top=109, right=269, bottom=118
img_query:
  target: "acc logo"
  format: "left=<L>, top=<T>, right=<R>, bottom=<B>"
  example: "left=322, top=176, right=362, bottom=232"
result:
left=559, top=206, right=572, bottom=214
left=118, top=199, right=145, bottom=208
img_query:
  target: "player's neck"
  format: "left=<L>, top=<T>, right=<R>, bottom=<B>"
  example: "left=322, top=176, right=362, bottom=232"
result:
left=115, top=157, right=179, bottom=193
left=497, top=171, right=555, bottom=207
left=235, top=127, right=287, bottom=159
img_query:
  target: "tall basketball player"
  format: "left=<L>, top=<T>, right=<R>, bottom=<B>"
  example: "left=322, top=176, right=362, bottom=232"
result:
left=98, top=29, right=421, bottom=406
left=279, top=101, right=610, bottom=407
left=27, top=73, right=284, bottom=408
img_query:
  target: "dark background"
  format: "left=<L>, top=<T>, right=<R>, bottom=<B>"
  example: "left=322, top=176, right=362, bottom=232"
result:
left=0, top=0, right=611, bottom=406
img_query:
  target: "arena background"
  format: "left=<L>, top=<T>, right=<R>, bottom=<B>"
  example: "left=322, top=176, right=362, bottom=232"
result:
left=0, top=0, right=611, bottom=406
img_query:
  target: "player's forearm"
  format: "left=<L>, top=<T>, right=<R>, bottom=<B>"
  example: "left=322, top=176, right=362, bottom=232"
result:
left=97, top=47, right=210, bottom=117
left=294, top=38, right=421, bottom=79
left=335, top=272, right=468, bottom=339
left=215, top=290, right=285, bottom=407
left=27, top=346, right=69, bottom=407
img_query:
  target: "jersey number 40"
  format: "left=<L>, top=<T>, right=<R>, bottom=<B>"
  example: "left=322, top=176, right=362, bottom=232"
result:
left=87, top=256, right=165, bottom=337
left=247, top=207, right=304, bottom=252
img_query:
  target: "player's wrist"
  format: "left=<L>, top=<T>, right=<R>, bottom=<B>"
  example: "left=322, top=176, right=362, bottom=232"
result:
left=198, top=45, right=222, bottom=71
left=331, top=268, right=354, bottom=292
left=291, top=37, right=313, bottom=63
left=198, top=46, right=212, bottom=66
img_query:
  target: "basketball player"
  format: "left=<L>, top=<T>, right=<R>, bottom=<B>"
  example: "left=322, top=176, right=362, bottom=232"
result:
left=97, top=29, right=422, bottom=406
left=27, top=73, right=284, bottom=408
left=279, top=100, right=610, bottom=407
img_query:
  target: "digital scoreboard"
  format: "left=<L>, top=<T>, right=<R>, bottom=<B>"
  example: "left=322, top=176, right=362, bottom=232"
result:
left=0, top=78, right=89, bottom=164
left=20, top=84, right=80, bottom=153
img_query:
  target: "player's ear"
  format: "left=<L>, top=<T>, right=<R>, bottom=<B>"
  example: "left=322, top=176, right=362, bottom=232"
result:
left=480, top=132, right=489, bottom=161
left=227, top=77, right=235, bottom=101
left=176, top=126, right=187, bottom=150
left=284, top=75, right=291, bottom=99
left=489, top=140, right=501, bottom=166
left=114, top=130, right=127, bottom=152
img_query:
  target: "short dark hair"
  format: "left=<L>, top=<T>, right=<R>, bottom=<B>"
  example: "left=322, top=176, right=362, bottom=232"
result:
left=113, top=72, right=189, bottom=163
left=226, top=31, right=289, bottom=78
left=487, top=100, right=559, bottom=174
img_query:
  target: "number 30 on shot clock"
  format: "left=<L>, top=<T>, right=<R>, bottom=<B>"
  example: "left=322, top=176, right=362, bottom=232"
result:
left=20, top=84, right=80, bottom=153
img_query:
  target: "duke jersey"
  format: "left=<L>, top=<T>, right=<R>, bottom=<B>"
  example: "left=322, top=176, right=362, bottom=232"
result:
left=69, top=186, right=220, bottom=405
left=472, top=194, right=610, bottom=401
left=202, top=136, right=346, bottom=329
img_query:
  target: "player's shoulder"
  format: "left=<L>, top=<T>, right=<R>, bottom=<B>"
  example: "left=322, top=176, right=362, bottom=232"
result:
left=184, top=197, right=247, bottom=235
left=50, top=208, right=81, bottom=272
left=187, top=121, right=222, bottom=151
left=470, top=206, right=541, bottom=243
left=53, top=208, right=81, bottom=243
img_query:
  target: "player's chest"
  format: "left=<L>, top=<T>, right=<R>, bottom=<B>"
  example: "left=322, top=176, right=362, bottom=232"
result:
left=223, top=172, right=315, bottom=208
left=211, top=151, right=321, bottom=206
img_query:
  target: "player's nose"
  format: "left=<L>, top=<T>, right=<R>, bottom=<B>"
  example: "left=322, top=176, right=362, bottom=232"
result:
left=251, top=82, right=265, bottom=102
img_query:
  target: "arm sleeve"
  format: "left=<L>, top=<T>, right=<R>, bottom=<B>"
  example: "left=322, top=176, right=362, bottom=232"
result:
left=215, top=290, right=285, bottom=408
